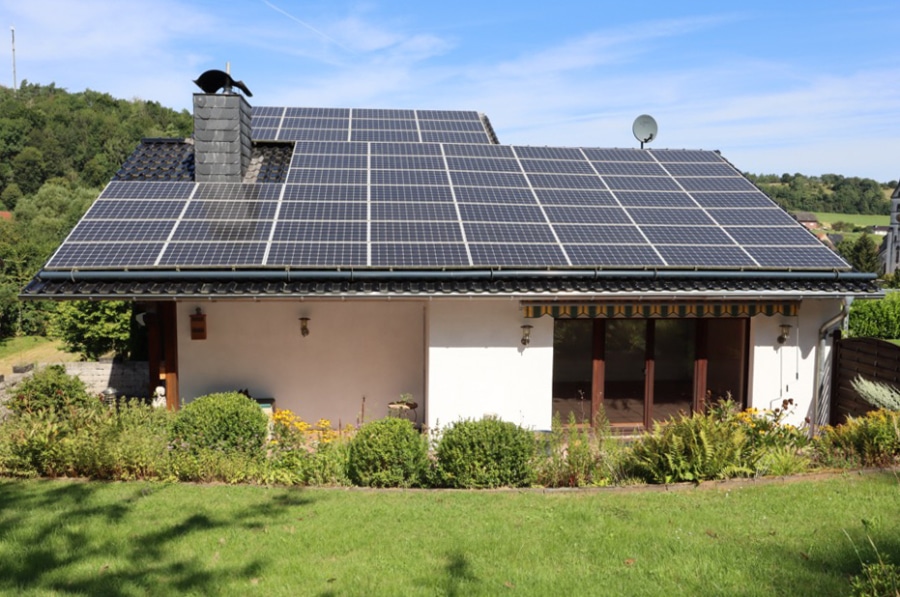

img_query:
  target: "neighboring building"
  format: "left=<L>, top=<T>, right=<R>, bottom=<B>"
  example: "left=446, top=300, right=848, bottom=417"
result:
left=21, top=85, right=882, bottom=433
left=793, top=211, right=819, bottom=230
left=880, top=183, right=900, bottom=275
left=0, top=211, right=12, bottom=221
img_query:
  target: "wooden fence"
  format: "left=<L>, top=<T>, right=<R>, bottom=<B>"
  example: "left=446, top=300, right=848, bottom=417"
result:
left=831, top=337, right=900, bottom=424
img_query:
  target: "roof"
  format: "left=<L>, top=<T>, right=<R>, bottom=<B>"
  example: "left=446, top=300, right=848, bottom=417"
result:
left=22, top=104, right=880, bottom=300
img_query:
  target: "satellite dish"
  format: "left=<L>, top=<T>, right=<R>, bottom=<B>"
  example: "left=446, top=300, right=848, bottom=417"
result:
left=632, top=114, right=658, bottom=148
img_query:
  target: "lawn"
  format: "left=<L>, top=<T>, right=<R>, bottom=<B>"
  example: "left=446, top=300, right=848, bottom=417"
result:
left=0, top=473, right=898, bottom=596
left=812, top=212, right=890, bottom=228
left=0, top=336, right=78, bottom=379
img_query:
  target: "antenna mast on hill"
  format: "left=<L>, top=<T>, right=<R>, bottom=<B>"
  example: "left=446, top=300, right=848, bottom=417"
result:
left=10, top=26, right=16, bottom=93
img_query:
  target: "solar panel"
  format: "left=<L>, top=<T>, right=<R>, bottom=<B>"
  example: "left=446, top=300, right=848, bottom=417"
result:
left=450, top=171, right=529, bottom=188
left=469, top=243, right=568, bottom=267
left=615, top=191, right=696, bottom=208
left=371, top=155, right=444, bottom=170
left=459, top=203, right=546, bottom=223
left=455, top=187, right=538, bottom=205
left=279, top=202, right=367, bottom=221
left=554, top=223, right=646, bottom=244
left=172, top=221, right=273, bottom=242
left=514, top=146, right=584, bottom=160
left=49, top=122, right=852, bottom=272
left=590, top=161, right=668, bottom=176
left=658, top=246, right=756, bottom=267
left=67, top=220, right=175, bottom=242
left=371, top=221, right=463, bottom=242
left=544, top=206, right=632, bottom=224
left=464, top=223, right=558, bottom=243
left=528, top=174, right=606, bottom=190
left=629, top=208, right=715, bottom=226
left=101, top=181, right=194, bottom=199
left=371, top=185, right=455, bottom=203
left=417, top=110, right=480, bottom=120
left=352, top=118, right=418, bottom=130
left=267, top=242, right=367, bottom=266
left=532, top=189, right=617, bottom=207
left=371, top=243, right=469, bottom=266
left=565, top=244, right=663, bottom=267
left=273, top=221, right=366, bottom=242
left=641, top=226, right=736, bottom=245
left=746, top=246, right=848, bottom=268
left=446, top=157, right=521, bottom=172
left=47, top=242, right=165, bottom=268
left=371, top=202, right=458, bottom=221
left=159, top=242, right=267, bottom=267
left=86, top=199, right=187, bottom=220
left=283, top=184, right=367, bottom=202
left=725, top=227, right=821, bottom=246
left=520, top=159, right=595, bottom=175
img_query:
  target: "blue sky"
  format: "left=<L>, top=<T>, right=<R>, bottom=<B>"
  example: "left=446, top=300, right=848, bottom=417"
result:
left=1, top=0, right=897, bottom=182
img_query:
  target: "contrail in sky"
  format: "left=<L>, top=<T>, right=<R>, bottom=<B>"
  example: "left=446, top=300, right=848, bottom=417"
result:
left=262, top=0, right=353, bottom=52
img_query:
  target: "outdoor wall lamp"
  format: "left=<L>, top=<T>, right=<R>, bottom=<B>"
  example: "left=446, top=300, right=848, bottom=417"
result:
left=777, top=324, right=792, bottom=345
left=189, top=307, right=207, bottom=340
left=520, top=324, right=533, bottom=346
left=299, top=317, right=311, bottom=337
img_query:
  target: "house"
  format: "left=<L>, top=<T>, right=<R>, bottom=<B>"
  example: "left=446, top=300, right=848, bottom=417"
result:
left=21, top=81, right=882, bottom=433
left=792, top=211, right=820, bottom=230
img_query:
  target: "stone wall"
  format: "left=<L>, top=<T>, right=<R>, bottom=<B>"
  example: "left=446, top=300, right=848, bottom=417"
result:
left=0, top=361, right=149, bottom=403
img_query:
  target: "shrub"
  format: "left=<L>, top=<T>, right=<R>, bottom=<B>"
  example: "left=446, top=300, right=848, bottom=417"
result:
left=435, top=417, right=536, bottom=488
left=535, top=412, right=619, bottom=487
left=8, top=365, right=95, bottom=415
left=815, top=410, right=900, bottom=467
left=171, top=392, right=268, bottom=455
left=849, top=294, right=900, bottom=339
left=266, top=409, right=352, bottom=486
left=852, top=376, right=900, bottom=411
left=347, top=418, right=427, bottom=487
left=629, top=408, right=756, bottom=484
left=850, top=561, right=900, bottom=597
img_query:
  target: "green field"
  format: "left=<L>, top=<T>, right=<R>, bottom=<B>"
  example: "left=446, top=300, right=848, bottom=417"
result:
left=1, top=474, right=898, bottom=596
left=812, top=212, right=890, bottom=227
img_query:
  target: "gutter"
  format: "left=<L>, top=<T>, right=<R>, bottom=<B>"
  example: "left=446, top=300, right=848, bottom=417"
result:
left=33, top=268, right=879, bottom=283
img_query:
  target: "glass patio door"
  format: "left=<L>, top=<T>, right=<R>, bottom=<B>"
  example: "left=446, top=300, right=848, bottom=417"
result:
left=603, top=320, right=647, bottom=427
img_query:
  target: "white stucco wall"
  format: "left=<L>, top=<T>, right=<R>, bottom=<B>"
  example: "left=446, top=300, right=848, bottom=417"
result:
left=747, top=299, right=845, bottom=427
left=176, top=300, right=425, bottom=427
left=426, top=300, right=554, bottom=431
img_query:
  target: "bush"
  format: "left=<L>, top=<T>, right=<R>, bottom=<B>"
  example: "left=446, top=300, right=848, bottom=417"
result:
left=850, top=561, right=900, bottom=597
left=171, top=392, right=268, bottom=455
left=8, top=365, right=95, bottom=415
left=629, top=408, right=756, bottom=484
left=815, top=410, right=900, bottom=467
left=849, top=294, right=900, bottom=339
left=435, top=417, right=536, bottom=488
left=852, top=376, right=900, bottom=411
left=347, top=418, right=427, bottom=487
left=535, top=412, right=620, bottom=487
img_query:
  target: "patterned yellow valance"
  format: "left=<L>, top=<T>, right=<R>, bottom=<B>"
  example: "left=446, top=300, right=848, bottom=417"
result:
left=523, top=302, right=799, bottom=319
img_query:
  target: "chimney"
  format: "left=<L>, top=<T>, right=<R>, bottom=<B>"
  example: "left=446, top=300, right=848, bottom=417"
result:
left=193, top=93, right=252, bottom=183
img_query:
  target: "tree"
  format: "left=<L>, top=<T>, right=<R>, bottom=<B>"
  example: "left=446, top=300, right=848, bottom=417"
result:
left=838, top=233, right=880, bottom=273
left=49, top=300, right=133, bottom=360
left=12, top=146, right=47, bottom=195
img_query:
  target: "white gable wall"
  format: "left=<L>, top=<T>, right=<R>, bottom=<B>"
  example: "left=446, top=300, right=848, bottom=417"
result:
left=176, top=300, right=425, bottom=426
left=747, top=298, right=845, bottom=428
left=425, top=300, right=554, bottom=431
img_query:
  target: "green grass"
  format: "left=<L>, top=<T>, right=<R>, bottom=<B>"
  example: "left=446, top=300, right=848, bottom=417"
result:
left=1, top=473, right=898, bottom=596
left=0, top=336, right=51, bottom=360
left=812, top=212, right=890, bottom=227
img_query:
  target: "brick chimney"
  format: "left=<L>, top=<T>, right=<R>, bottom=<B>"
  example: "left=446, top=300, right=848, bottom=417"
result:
left=192, top=93, right=252, bottom=183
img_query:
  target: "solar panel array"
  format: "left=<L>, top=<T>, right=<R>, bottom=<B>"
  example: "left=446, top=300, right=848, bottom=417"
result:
left=251, top=107, right=495, bottom=144
left=47, top=142, right=850, bottom=271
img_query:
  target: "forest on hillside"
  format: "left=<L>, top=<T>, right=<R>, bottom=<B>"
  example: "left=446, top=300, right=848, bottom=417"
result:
left=0, top=82, right=895, bottom=344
